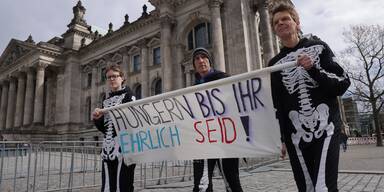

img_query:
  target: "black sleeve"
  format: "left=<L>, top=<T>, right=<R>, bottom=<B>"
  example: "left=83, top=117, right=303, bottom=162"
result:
left=218, top=71, right=230, bottom=79
left=206, top=71, right=230, bottom=82
left=122, top=87, right=134, bottom=103
left=270, top=71, right=287, bottom=143
left=94, top=116, right=106, bottom=134
left=307, top=42, right=351, bottom=97
left=93, top=96, right=107, bottom=134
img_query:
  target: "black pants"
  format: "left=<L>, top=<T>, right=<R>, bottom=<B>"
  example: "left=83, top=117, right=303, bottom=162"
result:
left=286, top=131, right=340, bottom=192
left=193, top=158, right=243, bottom=192
left=101, top=158, right=136, bottom=192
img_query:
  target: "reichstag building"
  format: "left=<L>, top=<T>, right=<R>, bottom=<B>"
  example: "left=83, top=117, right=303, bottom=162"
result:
left=0, top=0, right=290, bottom=141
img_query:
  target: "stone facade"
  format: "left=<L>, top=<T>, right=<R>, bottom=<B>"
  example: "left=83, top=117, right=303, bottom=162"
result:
left=0, top=0, right=290, bottom=141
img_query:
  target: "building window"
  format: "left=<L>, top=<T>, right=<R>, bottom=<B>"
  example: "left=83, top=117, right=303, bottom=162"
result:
left=152, top=78, right=162, bottom=96
left=188, top=22, right=211, bottom=50
left=86, top=97, right=91, bottom=122
left=87, top=73, right=92, bottom=88
left=134, top=84, right=142, bottom=100
left=155, top=79, right=162, bottom=95
left=99, top=92, right=106, bottom=106
left=133, top=55, right=141, bottom=72
left=100, top=67, right=106, bottom=83
left=153, top=47, right=161, bottom=65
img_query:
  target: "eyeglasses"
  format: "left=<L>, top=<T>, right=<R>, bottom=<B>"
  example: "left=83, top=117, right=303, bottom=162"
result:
left=106, top=75, right=120, bottom=80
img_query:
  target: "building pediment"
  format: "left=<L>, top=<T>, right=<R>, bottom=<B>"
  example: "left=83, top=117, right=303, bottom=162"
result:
left=0, top=39, right=36, bottom=67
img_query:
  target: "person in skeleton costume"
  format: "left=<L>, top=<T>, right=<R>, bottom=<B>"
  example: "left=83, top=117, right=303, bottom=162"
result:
left=191, top=47, right=243, bottom=192
left=93, top=64, right=136, bottom=192
left=269, top=3, right=350, bottom=192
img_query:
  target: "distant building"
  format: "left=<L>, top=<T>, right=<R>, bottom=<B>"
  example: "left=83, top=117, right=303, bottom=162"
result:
left=342, top=97, right=361, bottom=136
left=0, top=0, right=294, bottom=141
left=359, top=113, right=373, bottom=136
left=358, top=112, right=384, bottom=137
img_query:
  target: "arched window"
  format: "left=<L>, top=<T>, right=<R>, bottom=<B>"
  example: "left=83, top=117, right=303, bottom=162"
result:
left=86, top=97, right=91, bottom=122
left=99, top=92, right=106, bottom=106
left=100, top=67, right=107, bottom=83
left=155, top=80, right=162, bottom=95
left=151, top=78, right=162, bottom=96
left=87, top=72, right=92, bottom=88
left=134, top=84, right=142, bottom=100
left=188, top=22, right=211, bottom=50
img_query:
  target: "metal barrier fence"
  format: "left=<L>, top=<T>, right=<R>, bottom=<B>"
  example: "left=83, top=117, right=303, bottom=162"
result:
left=347, top=137, right=377, bottom=145
left=0, top=141, right=277, bottom=192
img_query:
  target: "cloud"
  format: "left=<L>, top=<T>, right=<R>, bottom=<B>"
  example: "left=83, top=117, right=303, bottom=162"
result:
left=0, top=0, right=153, bottom=53
left=1, top=0, right=383, bottom=55
left=294, top=0, right=384, bottom=53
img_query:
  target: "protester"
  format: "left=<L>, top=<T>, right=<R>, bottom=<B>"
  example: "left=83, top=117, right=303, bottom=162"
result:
left=191, top=47, right=243, bottom=192
left=340, top=129, right=348, bottom=152
left=92, top=64, right=136, bottom=192
left=268, top=3, right=350, bottom=192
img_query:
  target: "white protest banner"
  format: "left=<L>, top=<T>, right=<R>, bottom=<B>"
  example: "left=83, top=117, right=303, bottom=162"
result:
left=104, top=61, right=296, bottom=164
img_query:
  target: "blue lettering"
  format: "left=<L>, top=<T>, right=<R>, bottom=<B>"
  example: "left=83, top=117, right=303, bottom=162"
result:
left=251, top=78, right=264, bottom=109
left=211, top=88, right=226, bottom=115
left=130, top=132, right=141, bottom=153
left=119, top=131, right=130, bottom=154
left=139, top=131, right=151, bottom=152
left=148, top=129, right=159, bottom=149
left=195, top=92, right=210, bottom=118
left=169, top=126, right=181, bottom=147
left=160, top=127, right=170, bottom=148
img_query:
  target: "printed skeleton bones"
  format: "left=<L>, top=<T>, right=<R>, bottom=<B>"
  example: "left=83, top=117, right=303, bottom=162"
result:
left=276, top=44, right=336, bottom=190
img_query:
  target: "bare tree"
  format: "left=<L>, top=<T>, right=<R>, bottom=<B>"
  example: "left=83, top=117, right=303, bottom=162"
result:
left=341, top=25, right=384, bottom=146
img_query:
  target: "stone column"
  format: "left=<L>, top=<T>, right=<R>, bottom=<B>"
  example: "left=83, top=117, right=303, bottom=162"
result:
left=23, top=68, right=35, bottom=126
left=273, top=35, right=280, bottom=54
left=33, top=63, right=47, bottom=124
left=253, top=12, right=263, bottom=70
left=54, top=67, right=66, bottom=125
left=6, top=77, right=17, bottom=129
left=44, top=71, right=57, bottom=127
left=139, top=39, right=149, bottom=97
left=14, top=72, right=26, bottom=128
left=160, top=15, right=174, bottom=92
left=175, top=44, right=185, bottom=89
left=120, top=47, right=130, bottom=77
left=91, top=65, right=98, bottom=110
left=185, top=69, right=192, bottom=87
left=257, top=0, right=275, bottom=67
left=0, top=82, right=9, bottom=129
left=209, top=0, right=226, bottom=72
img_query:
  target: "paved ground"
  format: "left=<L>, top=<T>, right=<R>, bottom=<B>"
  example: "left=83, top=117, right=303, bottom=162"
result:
left=339, top=144, right=384, bottom=172
left=136, top=144, right=384, bottom=192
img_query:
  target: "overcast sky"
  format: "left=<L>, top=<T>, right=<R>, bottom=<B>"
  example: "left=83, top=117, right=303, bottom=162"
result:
left=1, top=0, right=384, bottom=55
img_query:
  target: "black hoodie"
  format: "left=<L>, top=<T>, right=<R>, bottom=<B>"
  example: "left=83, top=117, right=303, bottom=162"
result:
left=94, top=86, right=134, bottom=135
left=194, top=69, right=229, bottom=85
left=269, top=37, right=350, bottom=143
